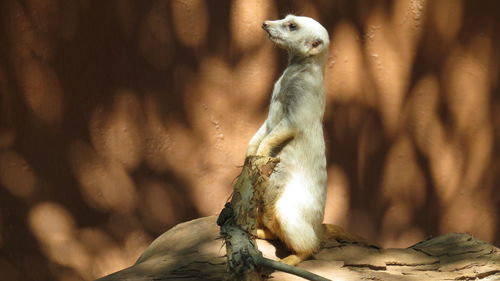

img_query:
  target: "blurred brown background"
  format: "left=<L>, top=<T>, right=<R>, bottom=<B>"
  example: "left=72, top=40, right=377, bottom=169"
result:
left=0, top=0, right=499, bottom=280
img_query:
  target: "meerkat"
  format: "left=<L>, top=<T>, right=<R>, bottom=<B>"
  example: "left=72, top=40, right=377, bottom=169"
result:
left=246, top=15, right=365, bottom=266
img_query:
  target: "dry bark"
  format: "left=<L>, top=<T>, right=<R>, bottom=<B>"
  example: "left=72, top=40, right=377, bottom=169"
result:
left=216, top=156, right=277, bottom=281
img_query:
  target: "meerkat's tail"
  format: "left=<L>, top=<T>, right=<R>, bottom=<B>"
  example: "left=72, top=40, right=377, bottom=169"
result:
left=323, top=224, right=373, bottom=245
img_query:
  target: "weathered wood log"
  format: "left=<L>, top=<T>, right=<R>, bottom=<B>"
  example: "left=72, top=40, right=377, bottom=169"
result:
left=216, top=156, right=277, bottom=281
left=96, top=216, right=500, bottom=281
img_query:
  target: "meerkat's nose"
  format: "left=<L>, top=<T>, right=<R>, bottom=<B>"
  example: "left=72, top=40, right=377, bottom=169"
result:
left=262, top=21, right=270, bottom=29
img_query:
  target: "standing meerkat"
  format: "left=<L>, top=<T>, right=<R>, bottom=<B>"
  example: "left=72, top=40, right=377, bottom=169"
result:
left=246, top=15, right=364, bottom=266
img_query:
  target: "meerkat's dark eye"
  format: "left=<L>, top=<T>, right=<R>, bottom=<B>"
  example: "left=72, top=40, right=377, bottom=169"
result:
left=288, top=23, right=298, bottom=30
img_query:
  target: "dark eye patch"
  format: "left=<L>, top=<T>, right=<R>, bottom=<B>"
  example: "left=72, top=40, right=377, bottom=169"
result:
left=288, top=22, right=298, bottom=31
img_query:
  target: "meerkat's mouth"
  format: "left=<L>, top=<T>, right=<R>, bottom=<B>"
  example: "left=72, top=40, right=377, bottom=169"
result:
left=268, top=37, right=286, bottom=49
left=262, top=27, right=279, bottom=39
left=267, top=33, right=284, bottom=43
left=262, top=25, right=285, bottom=45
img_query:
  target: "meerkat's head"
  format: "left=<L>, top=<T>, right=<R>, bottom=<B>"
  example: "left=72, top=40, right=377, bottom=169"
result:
left=262, top=15, right=329, bottom=58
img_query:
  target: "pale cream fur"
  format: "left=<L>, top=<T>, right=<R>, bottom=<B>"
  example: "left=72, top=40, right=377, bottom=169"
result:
left=246, top=15, right=330, bottom=265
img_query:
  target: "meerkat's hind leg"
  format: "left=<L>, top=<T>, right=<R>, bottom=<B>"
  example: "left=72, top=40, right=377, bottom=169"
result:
left=280, top=252, right=310, bottom=266
left=280, top=225, right=371, bottom=266
left=255, top=227, right=277, bottom=240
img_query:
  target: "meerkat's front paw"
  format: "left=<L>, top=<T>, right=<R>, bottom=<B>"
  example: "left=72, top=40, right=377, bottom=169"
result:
left=245, top=146, right=258, bottom=157
left=255, top=145, right=272, bottom=157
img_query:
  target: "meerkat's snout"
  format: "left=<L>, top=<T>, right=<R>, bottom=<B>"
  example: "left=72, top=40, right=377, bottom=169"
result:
left=262, top=21, right=270, bottom=30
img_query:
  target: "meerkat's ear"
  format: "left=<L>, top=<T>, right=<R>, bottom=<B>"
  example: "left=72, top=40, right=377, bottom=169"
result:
left=307, top=38, right=324, bottom=56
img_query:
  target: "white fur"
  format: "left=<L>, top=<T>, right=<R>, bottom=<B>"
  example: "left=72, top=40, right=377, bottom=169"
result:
left=275, top=171, right=320, bottom=252
left=247, top=15, right=330, bottom=255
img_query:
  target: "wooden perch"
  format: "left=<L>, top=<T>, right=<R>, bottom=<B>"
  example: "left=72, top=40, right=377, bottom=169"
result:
left=95, top=215, right=500, bottom=281
left=96, top=157, right=500, bottom=281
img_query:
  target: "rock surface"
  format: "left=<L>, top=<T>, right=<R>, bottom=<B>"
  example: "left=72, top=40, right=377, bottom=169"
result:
left=97, top=216, right=500, bottom=281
